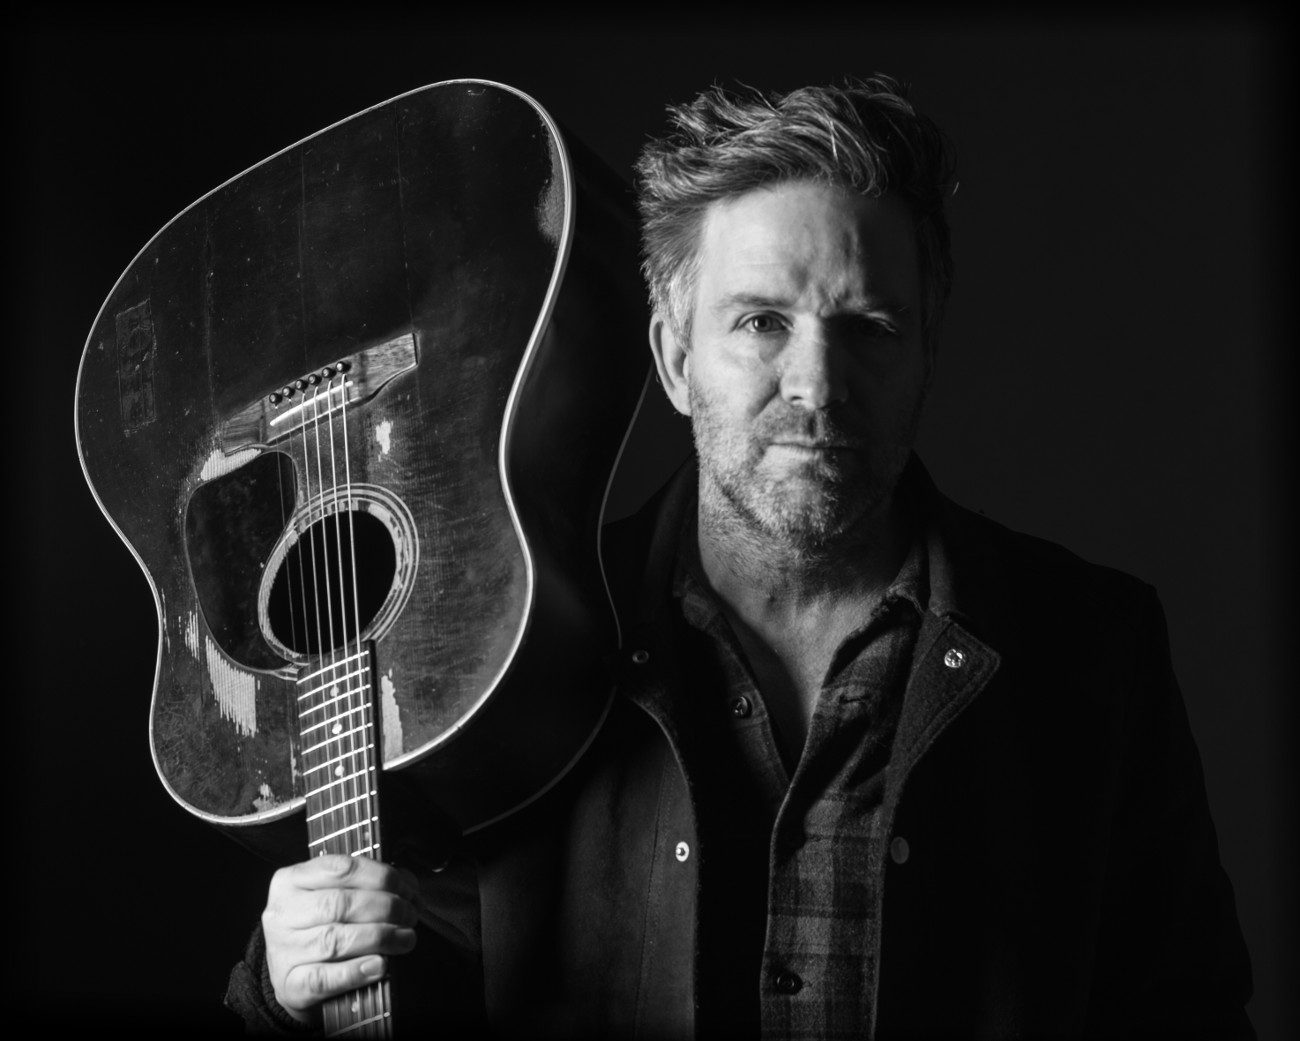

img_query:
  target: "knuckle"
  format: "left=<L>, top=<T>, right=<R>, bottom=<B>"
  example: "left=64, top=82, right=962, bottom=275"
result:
left=267, top=866, right=292, bottom=900
left=316, top=923, right=344, bottom=960
left=321, top=853, right=355, bottom=878
left=303, top=963, right=333, bottom=998
left=318, top=887, right=349, bottom=923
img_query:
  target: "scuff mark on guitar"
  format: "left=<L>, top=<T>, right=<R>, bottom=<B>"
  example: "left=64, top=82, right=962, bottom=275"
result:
left=205, top=634, right=258, bottom=736
left=115, top=299, right=157, bottom=434
left=381, top=668, right=404, bottom=758
left=200, top=445, right=261, bottom=481
left=535, top=135, right=565, bottom=245
left=253, top=782, right=279, bottom=812
left=183, top=609, right=201, bottom=660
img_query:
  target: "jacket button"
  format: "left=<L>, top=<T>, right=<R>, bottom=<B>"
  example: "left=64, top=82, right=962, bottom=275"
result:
left=631, top=649, right=650, bottom=665
left=728, top=695, right=752, bottom=718
left=773, top=970, right=802, bottom=994
left=943, top=648, right=966, bottom=669
left=674, top=841, right=690, bottom=862
left=890, top=836, right=910, bottom=864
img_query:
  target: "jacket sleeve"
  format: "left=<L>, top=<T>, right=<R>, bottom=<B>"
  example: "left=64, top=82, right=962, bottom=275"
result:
left=224, top=923, right=322, bottom=1036
left=1085, top=588, right=1255, bottom=1038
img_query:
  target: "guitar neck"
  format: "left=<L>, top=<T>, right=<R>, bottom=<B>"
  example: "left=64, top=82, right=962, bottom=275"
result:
left=297, top=642, right=393, bottom=1038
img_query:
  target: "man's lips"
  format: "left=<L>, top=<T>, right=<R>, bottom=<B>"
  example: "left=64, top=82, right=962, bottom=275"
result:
left=768, top=441, right=857, bottom=451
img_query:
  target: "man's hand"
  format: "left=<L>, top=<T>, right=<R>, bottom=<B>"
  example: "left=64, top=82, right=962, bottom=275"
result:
left=262, top=854, right=420, bottom=1024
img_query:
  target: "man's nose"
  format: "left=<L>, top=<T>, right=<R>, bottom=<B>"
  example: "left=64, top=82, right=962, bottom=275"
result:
left=779, top=322, right=848, bottom=410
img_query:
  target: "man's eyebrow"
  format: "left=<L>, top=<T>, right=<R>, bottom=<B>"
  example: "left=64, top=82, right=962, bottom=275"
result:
left=711, top=292, right=792, bottom=312
left=712, top=292, right=912, bottom=315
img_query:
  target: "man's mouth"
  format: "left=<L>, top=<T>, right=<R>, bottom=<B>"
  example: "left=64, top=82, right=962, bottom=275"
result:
left=769, top=441, right=854, bottom=451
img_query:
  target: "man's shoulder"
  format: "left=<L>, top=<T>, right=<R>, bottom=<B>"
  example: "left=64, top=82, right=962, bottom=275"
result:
left=599, top=460, right=696, bottom=609
left=936, top=492, right=1162, bottom=637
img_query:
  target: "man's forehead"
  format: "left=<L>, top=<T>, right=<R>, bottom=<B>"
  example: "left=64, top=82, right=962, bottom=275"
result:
left=695, top=182, right=919, bottom=303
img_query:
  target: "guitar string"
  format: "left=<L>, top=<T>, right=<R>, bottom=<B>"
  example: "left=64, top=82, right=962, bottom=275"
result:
left=299, top=386, right=328, bottom=720
left=306, top=378, right=353, bottom=1039
left=340, top=371, right=391, bottom=1034
left=290, top=382, right=339, bottom=1027
left=333, top=372, right=371, bottom=1030
left=273, top=452, right=301, bottom=654
left=327, top=370, right=381, bottom=1032
left=309, top=381, right=353, bottom=847
left=290, top=372, right=386, bottom=1036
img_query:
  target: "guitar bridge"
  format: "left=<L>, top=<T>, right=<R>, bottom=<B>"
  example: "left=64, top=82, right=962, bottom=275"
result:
left=218, top=332, right=418, bottom=451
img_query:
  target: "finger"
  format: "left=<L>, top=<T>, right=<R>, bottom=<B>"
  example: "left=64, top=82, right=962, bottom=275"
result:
left=298, top=921, right=418, bottom=967
left=273, top=887, right=421, bottom=931
left=271, top=855, right=420, bottom=902
left=278, top=953, right=393, bottom=1013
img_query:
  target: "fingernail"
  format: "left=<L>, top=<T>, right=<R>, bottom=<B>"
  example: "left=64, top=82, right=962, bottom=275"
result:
left=359, top=957, right=385, bottom=979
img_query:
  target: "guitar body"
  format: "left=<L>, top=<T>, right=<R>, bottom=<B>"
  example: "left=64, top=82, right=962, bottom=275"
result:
left=75, top=80, right=649, bottom=863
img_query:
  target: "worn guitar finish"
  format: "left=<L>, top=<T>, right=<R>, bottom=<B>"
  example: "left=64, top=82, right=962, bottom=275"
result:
left=74, top=81, right=648, bottom=866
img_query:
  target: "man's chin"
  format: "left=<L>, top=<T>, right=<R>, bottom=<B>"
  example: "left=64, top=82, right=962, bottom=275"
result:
left=748, top=484, right=872, bottom=549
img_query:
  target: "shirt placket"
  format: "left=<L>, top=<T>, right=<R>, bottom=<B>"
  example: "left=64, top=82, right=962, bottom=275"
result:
left=674, top=548, right=924, bottom=1041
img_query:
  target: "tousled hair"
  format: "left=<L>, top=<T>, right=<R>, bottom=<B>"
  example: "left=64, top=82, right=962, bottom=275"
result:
left=634, top=76, right=955, bottom=348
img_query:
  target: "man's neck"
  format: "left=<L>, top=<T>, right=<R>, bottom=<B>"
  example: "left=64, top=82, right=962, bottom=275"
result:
left=694, top=483, right=913, bottom=764
left=696, top=489, right=910, bottom=628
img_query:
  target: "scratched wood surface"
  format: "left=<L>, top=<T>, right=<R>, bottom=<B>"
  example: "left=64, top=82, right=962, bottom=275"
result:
left=75, top=81, right=648, bottom=853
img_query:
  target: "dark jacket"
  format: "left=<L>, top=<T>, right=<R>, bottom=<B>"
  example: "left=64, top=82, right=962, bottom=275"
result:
left=228, top=458, right=1254, bottom=1039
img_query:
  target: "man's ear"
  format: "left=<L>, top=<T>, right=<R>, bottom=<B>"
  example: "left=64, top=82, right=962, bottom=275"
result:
left=648, top=312, right=692, bottom=416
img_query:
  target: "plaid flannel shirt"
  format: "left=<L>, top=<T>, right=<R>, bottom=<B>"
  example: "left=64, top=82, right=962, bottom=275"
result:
left=671, top=519, right=931, bottom=1040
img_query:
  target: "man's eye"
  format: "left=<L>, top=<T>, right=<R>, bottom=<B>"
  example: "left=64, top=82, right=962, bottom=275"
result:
left=741, top=313, right=783, bottom=334
left=848, top=315, right=898, bottom=339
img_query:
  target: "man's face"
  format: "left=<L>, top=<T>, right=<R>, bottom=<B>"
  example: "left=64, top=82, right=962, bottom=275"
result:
left=660, top=180, right=929, bottom=550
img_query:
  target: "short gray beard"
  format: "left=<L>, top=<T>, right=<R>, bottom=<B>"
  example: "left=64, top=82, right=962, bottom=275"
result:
left=688, top=382, right=919, bottom=562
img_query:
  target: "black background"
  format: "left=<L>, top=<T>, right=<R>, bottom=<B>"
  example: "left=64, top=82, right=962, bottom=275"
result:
left=8, top=9, right=1294, bottom=1039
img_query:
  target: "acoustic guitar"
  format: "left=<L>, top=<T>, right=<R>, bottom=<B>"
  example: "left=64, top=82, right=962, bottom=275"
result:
left=74, top=80, right=648, bottom=1035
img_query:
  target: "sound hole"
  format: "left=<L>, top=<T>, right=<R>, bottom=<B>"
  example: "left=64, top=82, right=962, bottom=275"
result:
left=267, top=509, right=397, bottom=657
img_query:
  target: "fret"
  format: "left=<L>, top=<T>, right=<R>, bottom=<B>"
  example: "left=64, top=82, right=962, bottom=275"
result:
left=300, top=690, right=371, bottom=722
left=308, top=816, right=378, bottom=849
left=330, top=1010, right=391, bottom=1036
left=301, top=744, right=377, bottom=777
left=301, top=702, right=371, bottom=737
left=301, top=721, right=372, bottom=756
left=306, top=789, right=377, bottom=823
left=297, top=651, right=369, bottom=684
left=306, top=768, right=374, bottom=801
left=297, top=665, right=371, bottom=703
left=297, top=642, right=391, bottom=1037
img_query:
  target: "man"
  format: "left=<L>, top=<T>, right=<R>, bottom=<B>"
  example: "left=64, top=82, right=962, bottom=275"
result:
left=226, top=77, right=1254, bottom=1038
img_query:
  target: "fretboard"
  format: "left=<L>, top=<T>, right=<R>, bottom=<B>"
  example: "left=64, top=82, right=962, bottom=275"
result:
left=297, top=642, right=393, bottom=1037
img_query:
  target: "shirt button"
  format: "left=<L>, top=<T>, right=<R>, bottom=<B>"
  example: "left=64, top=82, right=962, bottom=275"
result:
left=773, top=970, right=803, bottom=994
left=630, top=649, right=650, bottom=665
left=943, top=648, right=966, bottom=669
left=728, top=695, right=752, bottom=718
left=674, top=841, right=690, bottom=862
left=890, top=836, right=911, bottom=864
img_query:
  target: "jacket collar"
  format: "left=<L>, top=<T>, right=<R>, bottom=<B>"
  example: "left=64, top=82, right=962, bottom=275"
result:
left=900, top=454, right=1019, bottom=656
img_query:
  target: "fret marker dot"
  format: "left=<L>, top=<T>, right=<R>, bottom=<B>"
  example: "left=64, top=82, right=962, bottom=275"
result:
left=332, top=722, right=342, bottom=735
left=335, top=765, right=344, bottom=777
